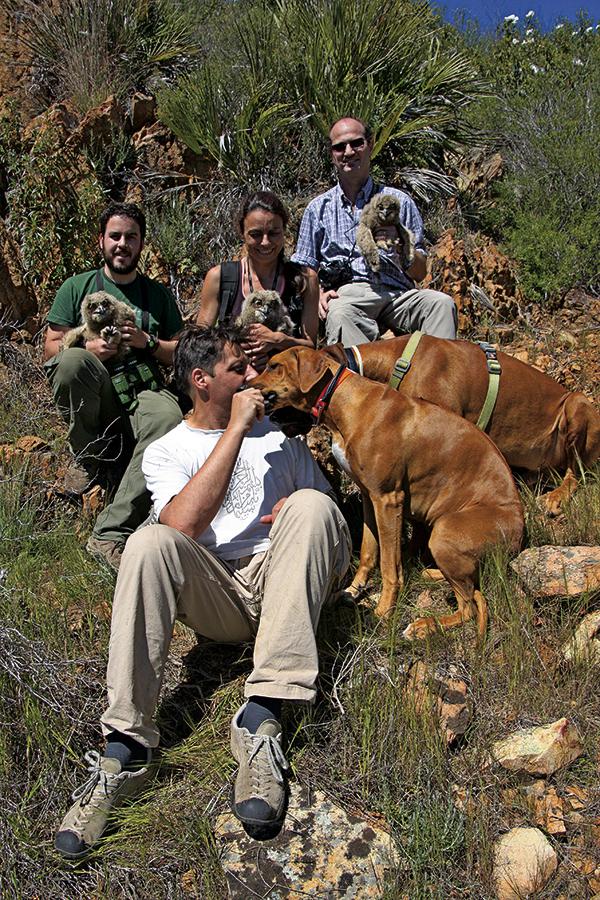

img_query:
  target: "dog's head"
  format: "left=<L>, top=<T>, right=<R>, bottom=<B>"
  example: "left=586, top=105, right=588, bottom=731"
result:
left=249, top=347, right=338, bottom=414
left=82, top=291, right=118, bottom=325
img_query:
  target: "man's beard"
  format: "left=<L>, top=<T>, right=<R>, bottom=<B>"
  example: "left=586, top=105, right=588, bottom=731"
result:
left=103, top=248, right=140, bottom=276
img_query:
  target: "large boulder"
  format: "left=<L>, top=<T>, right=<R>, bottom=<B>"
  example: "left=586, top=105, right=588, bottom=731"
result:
left=215, top=783, right=396, bottom=898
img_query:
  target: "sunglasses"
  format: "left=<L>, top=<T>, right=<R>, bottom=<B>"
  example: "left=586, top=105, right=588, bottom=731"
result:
left=331, top=137, right=367, bottom=153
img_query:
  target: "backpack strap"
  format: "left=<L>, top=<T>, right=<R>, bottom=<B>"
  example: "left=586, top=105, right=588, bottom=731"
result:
left=217, top=261, right=241, bottom=323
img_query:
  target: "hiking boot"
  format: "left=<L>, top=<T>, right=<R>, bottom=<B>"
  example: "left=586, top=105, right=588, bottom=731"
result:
left=54, top=749, right=151, bottom=859
left=230, top=703, right=289, bottom=834
left=61, top=462, right=98, bottom=498
left=86, top=536, right=124, bottom=571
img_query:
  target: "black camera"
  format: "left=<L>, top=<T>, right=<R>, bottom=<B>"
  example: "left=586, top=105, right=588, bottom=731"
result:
left=318, top=259, right=354, bottom=292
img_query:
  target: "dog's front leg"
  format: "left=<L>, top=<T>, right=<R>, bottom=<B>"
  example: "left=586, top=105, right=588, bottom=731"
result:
left=346, top=493, right=378, bottom=599
left=371, top=491, right=404, bottom=618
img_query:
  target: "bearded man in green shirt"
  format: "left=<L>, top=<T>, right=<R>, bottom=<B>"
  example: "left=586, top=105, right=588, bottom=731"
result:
left=44, top=202, right=183, bottom=569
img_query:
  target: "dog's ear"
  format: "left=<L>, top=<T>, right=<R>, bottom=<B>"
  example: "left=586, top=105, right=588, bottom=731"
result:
left=322, top=342, right=347, bottom=365
left=294, top=348, right=331, bottom=395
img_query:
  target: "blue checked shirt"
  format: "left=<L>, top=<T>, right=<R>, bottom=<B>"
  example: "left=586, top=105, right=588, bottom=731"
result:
left=291, top=177, right=426, bottom=293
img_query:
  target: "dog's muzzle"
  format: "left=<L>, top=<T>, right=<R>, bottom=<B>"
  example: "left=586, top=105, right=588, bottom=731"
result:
left=262, top=391, right=279, bottom=414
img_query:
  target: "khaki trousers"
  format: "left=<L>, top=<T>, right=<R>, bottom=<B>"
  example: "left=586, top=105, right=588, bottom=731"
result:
left=100, top=489, right=351, bottom=748
left=325, top=282, right=458, bottom=346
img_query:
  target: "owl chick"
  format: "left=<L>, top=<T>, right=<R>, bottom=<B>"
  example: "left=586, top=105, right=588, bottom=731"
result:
left=62, top=291, right=136, bottom=361
left=236, top=290, right=294, bottom=334
left=356, top=193, right=415, bottom=273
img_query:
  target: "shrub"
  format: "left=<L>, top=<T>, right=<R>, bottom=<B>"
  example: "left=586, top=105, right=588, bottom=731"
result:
left=0, top=102, right=104, bottom=308
left=7, top=0, right=201, bottom=113
left=468, top=15, right=600, bottom=301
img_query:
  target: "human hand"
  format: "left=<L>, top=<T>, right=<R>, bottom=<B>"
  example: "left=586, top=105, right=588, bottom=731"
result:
left=120, top=324, right=149, bottom=350
left=84, top=337, right=119, bottom=362
left=319, top=289, right=338, bottom=321
left=259, top=496, right=288, bottom=526
left=229, top=387, right=265, bottom=434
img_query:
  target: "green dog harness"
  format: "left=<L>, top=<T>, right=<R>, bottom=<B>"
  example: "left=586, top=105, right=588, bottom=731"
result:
left=387, top=333, right=502, bottom=432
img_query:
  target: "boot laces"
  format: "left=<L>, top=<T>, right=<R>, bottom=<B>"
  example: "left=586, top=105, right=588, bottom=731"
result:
left=247, top=733, right=289, bottom=787
left=71, top=750, right=114, bottom=806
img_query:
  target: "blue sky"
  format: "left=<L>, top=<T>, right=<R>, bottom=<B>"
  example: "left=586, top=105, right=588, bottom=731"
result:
left=438, top=1, right=600, bottom=31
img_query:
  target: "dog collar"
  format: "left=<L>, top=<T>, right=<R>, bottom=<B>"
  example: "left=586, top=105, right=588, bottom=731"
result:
left=344, top=346, right=364, bottom=376
left=311, top=364, right=353, bottom=425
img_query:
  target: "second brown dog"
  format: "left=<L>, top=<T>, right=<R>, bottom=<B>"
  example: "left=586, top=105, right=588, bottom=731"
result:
left=251, top=347, right=524, bottom=640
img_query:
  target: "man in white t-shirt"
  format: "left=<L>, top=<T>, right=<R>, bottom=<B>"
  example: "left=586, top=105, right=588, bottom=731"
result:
left=55, top=324, right=351, bottom=857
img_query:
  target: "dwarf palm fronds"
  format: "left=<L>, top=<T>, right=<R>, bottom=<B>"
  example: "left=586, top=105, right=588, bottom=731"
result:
left=8, top=0, right=201, bottom=112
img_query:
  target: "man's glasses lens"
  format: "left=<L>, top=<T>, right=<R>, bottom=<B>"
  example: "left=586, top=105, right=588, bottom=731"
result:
left=331, top=137, right=366, bottom=153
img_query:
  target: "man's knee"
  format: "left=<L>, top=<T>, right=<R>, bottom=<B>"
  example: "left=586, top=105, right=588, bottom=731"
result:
left=121, top=523, right=184, bottom=568
left=420, top=291, right=457, bottom=339
left=325, top=298, right=377, bottom=344
left=281, top=489, right=342, bottom=529
left=46, top=347, right=108, bottom=386
left=134, top=391, right=183, bottom=440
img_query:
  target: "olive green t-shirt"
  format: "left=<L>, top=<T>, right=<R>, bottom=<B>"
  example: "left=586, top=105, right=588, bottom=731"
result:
left=47, top=269, right=183, bottom=339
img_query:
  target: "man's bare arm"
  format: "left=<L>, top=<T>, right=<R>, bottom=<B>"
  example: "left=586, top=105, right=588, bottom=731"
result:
left=159, top=389, right=265, bottom=537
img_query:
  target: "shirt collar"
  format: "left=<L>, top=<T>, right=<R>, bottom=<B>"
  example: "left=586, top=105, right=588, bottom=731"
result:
left=336, top=175, right=375, bottom=208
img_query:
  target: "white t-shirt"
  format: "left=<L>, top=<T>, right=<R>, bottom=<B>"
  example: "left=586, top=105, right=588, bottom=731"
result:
left=142, top=417, right=332, bottom=560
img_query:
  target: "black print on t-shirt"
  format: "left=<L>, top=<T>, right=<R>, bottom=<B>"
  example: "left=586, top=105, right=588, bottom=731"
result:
left=223, top=459, right=261, bottom=518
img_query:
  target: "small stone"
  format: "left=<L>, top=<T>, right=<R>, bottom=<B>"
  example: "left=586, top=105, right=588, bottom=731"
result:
left=563, top=784, right=588, bottom=810
left=562, top=610, right=600, bottom=665
left=493, top=827, right=557, bottom=899
left=404, top=661, right=471, bottom=746
left=510, top=546, right=600, bottom=598
left=492, top=718, right=583, bottom=776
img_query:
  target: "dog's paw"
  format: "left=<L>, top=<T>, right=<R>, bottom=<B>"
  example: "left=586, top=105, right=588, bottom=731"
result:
left=403, top=616, right=438, bottom=641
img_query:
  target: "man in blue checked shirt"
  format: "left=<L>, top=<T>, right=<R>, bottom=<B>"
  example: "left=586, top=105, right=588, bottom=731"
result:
left=292, top=117, right=457, bottom=346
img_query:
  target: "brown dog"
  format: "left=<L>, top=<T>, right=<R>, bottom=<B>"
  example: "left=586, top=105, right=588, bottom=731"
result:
left=323, top=336, right=600, bottom=515
left=251, top=347, right=524, bottom=639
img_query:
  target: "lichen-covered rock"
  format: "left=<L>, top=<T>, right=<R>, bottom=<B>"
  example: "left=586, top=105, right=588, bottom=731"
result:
left=215, top=783, right=396, bottom=898
left=510, top=545, right=600, bottom=598
left=492, top=718, right=583, bottom=776
left=493, top=827, right=557, bottom=900
left=562, top=610, right=600, bottom=665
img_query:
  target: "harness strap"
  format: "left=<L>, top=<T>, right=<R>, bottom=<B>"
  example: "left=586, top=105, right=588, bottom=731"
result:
left=344, top=345, right=364, bottom=375
left=388, top=331, right=423, bottom=390
left=311, top=364, right=353, bottom=424
left=475, top=342, right=502, bottom=431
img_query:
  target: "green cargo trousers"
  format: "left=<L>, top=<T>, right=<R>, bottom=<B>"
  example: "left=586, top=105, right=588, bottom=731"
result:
left=45, top=348, right=182, bottom=545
